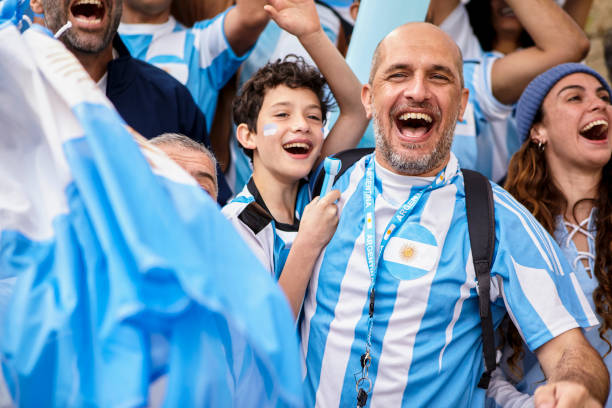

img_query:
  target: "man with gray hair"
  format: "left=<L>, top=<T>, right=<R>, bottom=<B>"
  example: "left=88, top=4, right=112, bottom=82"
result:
left=150, top=133, right=218, bottom=201
left=299, top=22, right=608, bottom=408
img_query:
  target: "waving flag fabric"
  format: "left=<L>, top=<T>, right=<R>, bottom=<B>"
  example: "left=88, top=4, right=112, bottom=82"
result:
left=0, top=8, right=302, bottom=407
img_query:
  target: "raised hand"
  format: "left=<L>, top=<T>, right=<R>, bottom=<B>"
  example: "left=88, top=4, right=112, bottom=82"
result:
left=264, top=0, right=321, bottom=39
left=297, top=189, right=341, bottom=250
left=534, top=381, right=602, bottom=408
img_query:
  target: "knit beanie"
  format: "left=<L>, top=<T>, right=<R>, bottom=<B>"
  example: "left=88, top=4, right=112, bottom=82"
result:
left=515, top=63, right=612, bottom=143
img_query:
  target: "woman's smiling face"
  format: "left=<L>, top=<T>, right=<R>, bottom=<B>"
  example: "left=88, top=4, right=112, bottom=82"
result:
left=534, top=73, right=612, bottom=173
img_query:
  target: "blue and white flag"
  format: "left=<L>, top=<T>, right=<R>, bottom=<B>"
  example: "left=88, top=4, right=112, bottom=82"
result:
left=0, top=9, right=302, bottom=408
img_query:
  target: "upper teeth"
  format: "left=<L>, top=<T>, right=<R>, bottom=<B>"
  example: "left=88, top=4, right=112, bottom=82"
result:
left=581, top=120, right=609, bottom=133
left=283, top=143, right=309, bottom=149
left=399, top=112, right=433, bottom=123
left=74, top=0, right=102, bottom=6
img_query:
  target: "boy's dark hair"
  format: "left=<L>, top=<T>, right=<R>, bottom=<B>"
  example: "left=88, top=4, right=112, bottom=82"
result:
left=232, top=55, right=335, bottom=158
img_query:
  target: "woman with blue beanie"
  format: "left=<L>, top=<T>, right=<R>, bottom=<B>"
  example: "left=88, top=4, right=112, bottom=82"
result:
left=487, top=63, right=612, bottom=406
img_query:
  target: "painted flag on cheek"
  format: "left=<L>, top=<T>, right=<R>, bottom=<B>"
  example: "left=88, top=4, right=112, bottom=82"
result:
left=0, top=10, right=302, bottom=408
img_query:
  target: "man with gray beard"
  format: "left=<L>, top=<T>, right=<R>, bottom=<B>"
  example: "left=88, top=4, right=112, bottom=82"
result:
left=299, top=22, right=608, bottom=408
left=29, top=0, right=225, bottom=203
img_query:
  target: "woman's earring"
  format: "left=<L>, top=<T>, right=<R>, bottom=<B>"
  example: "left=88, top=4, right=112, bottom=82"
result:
left=537, top=140, right=546, bottom=152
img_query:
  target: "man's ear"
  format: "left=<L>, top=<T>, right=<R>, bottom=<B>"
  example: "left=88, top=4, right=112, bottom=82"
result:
left=361, top=84, right=374, bottom=120
left=236, top=123, right=257, bottom=151
left=457, top=87, right=470, bottom=122
left=30, top=0, right=44, bottom=15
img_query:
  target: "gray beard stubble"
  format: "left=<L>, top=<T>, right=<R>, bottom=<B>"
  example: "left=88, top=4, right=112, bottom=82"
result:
left=373, top=108, right=459, bottom=176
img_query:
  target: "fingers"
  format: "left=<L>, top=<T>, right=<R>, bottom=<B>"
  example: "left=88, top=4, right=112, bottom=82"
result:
left=262, top=4, right=278, bottom=19
left=319, top=189, right=341, bottom=206
left=306, top=191, right=339, bottom=221
left=535, top=382, right=600, bottom=408
left=534, top=384, right=557, bottom=408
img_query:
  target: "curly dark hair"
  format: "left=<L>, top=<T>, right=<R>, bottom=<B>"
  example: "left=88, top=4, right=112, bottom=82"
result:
left=503, top=112, right=612, bottom=376
left=232, top=55, right=335, bottom=158
left=465, top=0, right=533, bottom=53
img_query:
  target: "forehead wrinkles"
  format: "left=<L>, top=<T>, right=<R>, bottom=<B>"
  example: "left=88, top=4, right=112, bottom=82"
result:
left=371, top=25, right=463, bottom=86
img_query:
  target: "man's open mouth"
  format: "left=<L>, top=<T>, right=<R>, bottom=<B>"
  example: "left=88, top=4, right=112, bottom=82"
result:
left=282, top=142, right=312, bottom=155
left=579, top=120, right=609, bottom=141
left=70, top=0, right=105, bottom=24
left=395, top=112, right=434, bottom=140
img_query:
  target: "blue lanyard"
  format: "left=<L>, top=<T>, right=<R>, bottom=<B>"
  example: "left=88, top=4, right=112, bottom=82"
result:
left=356, top=155, right=449, bottom=405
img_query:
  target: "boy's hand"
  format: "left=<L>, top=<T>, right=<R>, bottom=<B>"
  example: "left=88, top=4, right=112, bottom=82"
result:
left=264, top=0, right=321, bottom=40
left=296, top=190, right=341, bottom=251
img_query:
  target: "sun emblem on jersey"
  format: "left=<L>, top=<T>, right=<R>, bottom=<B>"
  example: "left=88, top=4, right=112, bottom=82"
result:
left=400, top=244, right=415, bottom=261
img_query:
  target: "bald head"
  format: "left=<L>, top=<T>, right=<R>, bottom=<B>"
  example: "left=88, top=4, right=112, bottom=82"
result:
left=361, top=22, right=470, bottom=177
left=369, top=23, right=464, bottom=87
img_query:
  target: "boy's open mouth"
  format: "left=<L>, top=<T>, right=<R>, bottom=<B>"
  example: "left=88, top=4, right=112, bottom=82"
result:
left=70, top=0, right=105, bottom=25
left=283, top=142, right=312, bottom=155
left=394, top=112, right=434, bottom=140
left=579, top=120, right=609, bottom=141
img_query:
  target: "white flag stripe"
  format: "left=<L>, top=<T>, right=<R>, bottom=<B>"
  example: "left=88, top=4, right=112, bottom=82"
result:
left=382, top=237, right=438, bottom=271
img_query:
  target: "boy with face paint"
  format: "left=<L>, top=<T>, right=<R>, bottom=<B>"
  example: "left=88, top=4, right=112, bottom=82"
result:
left=222, top=0, right=368, bottom=317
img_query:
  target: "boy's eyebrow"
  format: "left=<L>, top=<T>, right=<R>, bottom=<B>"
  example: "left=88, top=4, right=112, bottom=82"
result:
left=269, top=101, right=322, bottom=111
left=270, top=101, right=292, bottom=108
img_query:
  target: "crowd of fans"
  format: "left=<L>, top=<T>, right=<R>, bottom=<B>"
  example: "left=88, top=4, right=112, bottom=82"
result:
left=2, top=0, right=612, bottom=406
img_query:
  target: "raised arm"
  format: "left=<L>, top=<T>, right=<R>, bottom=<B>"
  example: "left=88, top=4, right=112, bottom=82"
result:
left=277, top=190, right=341, bottom=318
left=264, top=0, right=368, bottom=163
left=425, top=0, right=460, bottom=26
left=563, top=0, right=594, bottom=30
left=491, top=0, right=590, bottom=105
left=535, top=328, right=609, bottom=407
left=223, top=0, right=270, bottom=56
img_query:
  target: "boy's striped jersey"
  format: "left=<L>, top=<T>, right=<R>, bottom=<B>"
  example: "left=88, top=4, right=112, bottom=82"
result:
left=300, top=153, right=597, bottom=407
left=222, top=178, right=310, bottom=280
left=119, top=9, right=249, bottom=131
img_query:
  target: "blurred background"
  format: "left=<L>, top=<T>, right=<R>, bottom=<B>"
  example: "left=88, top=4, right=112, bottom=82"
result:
left=585, top=0, right=612, bottom=82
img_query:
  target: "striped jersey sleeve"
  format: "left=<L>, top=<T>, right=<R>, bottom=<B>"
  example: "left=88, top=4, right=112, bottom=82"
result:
left=452, top=53, right=521, bottom=182
left=490, top=184, right=598, bottom=351
left=119, top=8, right=251, bottom=131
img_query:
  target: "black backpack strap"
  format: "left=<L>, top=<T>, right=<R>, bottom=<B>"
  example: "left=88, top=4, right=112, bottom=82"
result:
left=462, top=169, right=496, bottom=389
left=312, top=148, right=374, bottom=196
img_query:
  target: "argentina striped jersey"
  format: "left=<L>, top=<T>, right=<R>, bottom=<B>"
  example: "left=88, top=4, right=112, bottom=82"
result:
left=487, top=211, right=611, bottom=408
left=300, top=153, right=597, bottom=407
left=118, top=9, right=249, bottom=131
left=222, top=178, right=311, bottom=280
left=452, top=53, right=520, bottom=183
